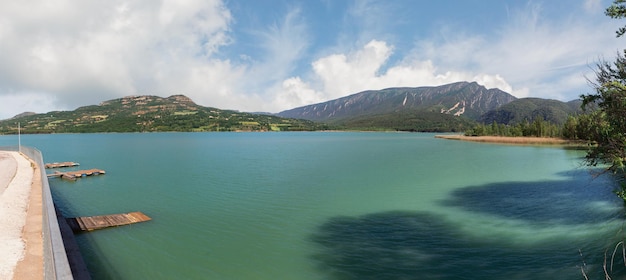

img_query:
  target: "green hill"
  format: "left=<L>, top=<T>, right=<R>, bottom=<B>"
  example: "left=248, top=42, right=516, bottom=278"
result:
left=479, top=98, right=583, bottom=125
left=0, top=95, right=325, bottom=134
left=334, top=111, right=477, bottom=132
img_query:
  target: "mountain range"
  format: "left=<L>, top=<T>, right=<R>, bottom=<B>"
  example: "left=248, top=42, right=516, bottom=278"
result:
left=0, top=81, right=584, bottom=134
left=278, top=82, right=517, bottom=121
left=277, top=81, right=582, bottom=131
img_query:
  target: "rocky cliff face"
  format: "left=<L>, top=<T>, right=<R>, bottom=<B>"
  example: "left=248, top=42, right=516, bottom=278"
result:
left=277, top=81, right=517, bottom=121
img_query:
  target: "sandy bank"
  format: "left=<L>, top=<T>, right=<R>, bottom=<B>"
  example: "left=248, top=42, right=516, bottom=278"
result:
left=435, top=135, right=586, bottom=146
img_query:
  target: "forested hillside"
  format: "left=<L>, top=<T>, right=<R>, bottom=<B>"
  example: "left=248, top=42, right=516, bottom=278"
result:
left=0, top=95, right=325, bottom=134
left=479, top=98, right=583, bottom=125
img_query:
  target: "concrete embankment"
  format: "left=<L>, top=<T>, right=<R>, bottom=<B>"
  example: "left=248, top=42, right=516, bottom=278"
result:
left=0, top=151, right=38, bottom=279
left=1, top=147, right=90, bottom=280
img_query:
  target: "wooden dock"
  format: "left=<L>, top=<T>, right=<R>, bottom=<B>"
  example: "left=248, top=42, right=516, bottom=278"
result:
left=45, top=162, right=80, bottom=168
left=47, top=169, right=106, bottom=180
left=66, top=211, right=152, bottom=232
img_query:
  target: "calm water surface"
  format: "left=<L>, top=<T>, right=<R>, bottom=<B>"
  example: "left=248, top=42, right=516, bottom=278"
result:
left=1, top=132, right=625, bottom=279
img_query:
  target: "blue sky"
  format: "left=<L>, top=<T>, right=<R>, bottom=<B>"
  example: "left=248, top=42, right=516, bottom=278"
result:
left=0, top=0, right=623, bottom=119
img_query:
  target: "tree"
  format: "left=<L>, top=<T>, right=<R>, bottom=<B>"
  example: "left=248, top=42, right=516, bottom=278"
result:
left=606, top=0, right=626, bottom=37
left=581, top=0, right=626, bottom=174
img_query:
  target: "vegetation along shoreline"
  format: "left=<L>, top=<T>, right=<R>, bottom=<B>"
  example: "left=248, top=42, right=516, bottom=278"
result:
left=434, top=134, right=587, bottom=146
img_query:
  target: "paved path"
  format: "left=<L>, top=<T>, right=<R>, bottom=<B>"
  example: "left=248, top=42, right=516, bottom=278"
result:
left=0, top=151, right=43, bottom=280
left=0, top=152, right=17, bottom=195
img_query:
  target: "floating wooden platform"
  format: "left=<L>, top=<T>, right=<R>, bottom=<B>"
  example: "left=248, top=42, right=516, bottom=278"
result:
left=47, top=169, right=106, bottom=181
left=66, top=211, right=152, bottom=232
left=45, top=162, right=80, bottom=168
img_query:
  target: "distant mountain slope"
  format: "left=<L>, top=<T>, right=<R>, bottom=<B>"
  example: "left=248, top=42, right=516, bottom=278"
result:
left=278, top=82, right=517, bottom=122
left=0, top=95, right=324, bottom=134
left=336, top=111, right=477, bottom=132
left=479, top=98, right=583, bottom=125
left=9, top=112, right=37, bottom=119
left=276, top=81, right=517, bottom=131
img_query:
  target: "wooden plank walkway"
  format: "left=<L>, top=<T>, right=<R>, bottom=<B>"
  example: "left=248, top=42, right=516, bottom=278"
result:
left=47, top=168, right=106, bottom=180
left=44, top=162, right=79, bottom=168
left=66, top=211, right=151, bottom=232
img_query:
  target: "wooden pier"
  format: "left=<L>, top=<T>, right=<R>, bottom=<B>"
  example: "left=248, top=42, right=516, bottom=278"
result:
left=47, top=169, right=106, bottom=181
left=66, top=211, right=152, bottom=232
left=44, top=162, right=80, bottom=168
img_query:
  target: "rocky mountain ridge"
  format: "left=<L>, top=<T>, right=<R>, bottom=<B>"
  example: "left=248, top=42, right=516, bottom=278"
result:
left=278, top=82, right=518, bottom=121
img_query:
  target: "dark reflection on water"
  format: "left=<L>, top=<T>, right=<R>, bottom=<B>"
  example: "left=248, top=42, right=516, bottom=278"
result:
left=441, top=171, right=623, bottom=225
left=312, top=174, right=626, bottom=280
left=312, top=211, right=624, bottom=280
left=50, top=182, right=122, bottom=280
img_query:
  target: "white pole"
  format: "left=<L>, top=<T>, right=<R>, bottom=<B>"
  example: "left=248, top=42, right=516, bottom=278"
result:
left=18, top=122, right=21, bottom=153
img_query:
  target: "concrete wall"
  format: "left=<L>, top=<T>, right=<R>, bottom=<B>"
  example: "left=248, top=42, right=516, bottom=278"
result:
left=7, top=146, right=74, bottom=280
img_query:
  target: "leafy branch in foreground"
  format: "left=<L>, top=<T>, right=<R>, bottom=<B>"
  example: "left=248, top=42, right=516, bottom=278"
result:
left=580, top=1, right=626, bottom=278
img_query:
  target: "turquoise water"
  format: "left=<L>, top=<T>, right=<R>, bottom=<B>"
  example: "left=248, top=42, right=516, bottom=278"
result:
left=1, top=132, right=625, bottom=279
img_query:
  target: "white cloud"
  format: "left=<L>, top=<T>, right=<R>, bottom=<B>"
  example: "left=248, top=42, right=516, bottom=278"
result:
left=584, top=0, right=603, bottom=13
left=401, top=2, right=621, bottom=101
left=0, top=0, right=623, bottom=119
left=273, top=77, right=325, bottom=110
left=270, top=40, right=514, bottom=111
left=0, top=93, right=59, bottom=120
left=313, top=40, right=393, bottom=97
left=268, top=0, right=623, bottom=112
left=244, top=7, right=310, bottom=91
left=472, top=74, right=513, bottom=93
left=0, top=0, right=235, bottom=118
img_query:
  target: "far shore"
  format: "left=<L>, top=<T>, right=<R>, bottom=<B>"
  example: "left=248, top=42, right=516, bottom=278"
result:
left=435, top=134, right=588, bottom=146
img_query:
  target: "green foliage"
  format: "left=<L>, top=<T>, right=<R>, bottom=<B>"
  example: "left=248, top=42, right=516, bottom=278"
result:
left=333, top=111, right=476, bottom=132
left=464, top=118, right=564, bottom=138
left=606, top=0, right=626, bottom=37
left=479, top=98, right=582, bottom=125
left=579, top=1, right=626, bottom=175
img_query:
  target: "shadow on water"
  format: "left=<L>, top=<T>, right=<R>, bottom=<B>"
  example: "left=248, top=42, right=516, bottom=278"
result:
left=440, top=170, right=624, bottom=225
left=50, top=181, right=122, bottom=280
left=311, top=173, right=626, bottom=280
left=311, top=211, right=626, bottom=280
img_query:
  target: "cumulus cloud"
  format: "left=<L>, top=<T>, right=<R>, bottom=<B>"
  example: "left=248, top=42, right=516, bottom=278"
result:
left=0, top=0, right=236, bottom=119
left=270, top=2, right=622, bottom=111
left=272, top=40, right=514, bottom=110
left=0, top=0, right=623, bottom=118
left=0, top=0, right=319, bottom=118
left=412, top=2, right=622, bottom=101
left=273, top=77, right=325, bottom=110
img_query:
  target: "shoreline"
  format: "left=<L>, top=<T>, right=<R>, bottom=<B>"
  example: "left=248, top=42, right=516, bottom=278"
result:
left=434, top=134, right=587, bottom=146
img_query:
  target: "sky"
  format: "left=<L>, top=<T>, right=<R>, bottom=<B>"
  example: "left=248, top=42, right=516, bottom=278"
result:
left=0, top=0, right=624, bottom=119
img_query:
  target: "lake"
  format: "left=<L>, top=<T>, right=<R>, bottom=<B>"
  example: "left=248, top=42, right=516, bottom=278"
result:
left=1, top=132, right=625, bottom=279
